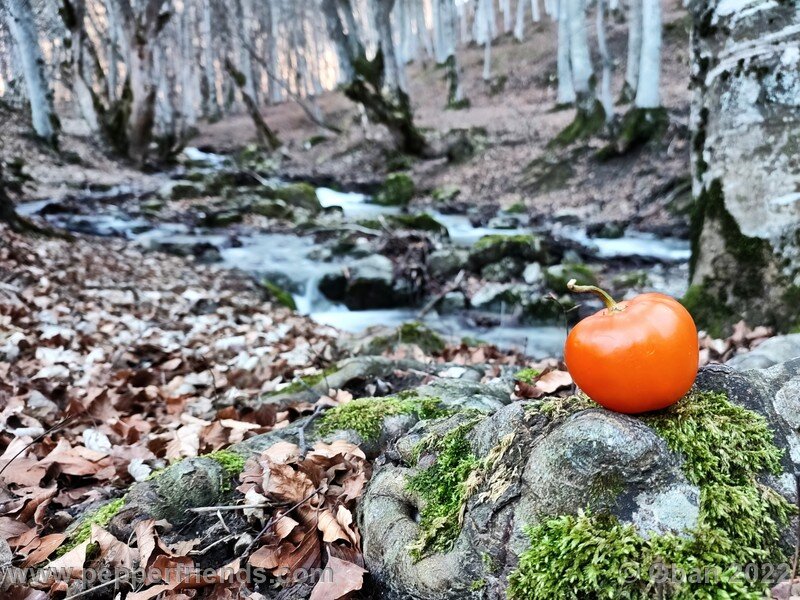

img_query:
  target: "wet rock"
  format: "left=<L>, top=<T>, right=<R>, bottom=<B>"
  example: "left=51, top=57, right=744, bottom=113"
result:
left=375, top=173, right=415, bottom=206
left=354, top=322, right=447, bottom=356
left=470, top=283, right=529, bottom=312
left=544, top=263, right=598, bottom=293
left=727, top=334, right=800, bottom=370
left=522, top=262, right=543, bottom=285
left=587, top=220, right=627, bottom=239
left=468, top=234, right=548, bottom=270
left=386, top=213, right=447, bottom=236
left=437, top=291, right=466, bottom=314
left=251, top=198, right=294, bottom=220
left=487, top=215, right=522, bottom=229
left=428, top=248, right=469, bottom=280
left=159, top=180, right=206, bottom=201
left=345, top=255, right=400, bottom=310
left=431, top=185, right=461, bottom=203
left=481, top=256, right=525, bottom=281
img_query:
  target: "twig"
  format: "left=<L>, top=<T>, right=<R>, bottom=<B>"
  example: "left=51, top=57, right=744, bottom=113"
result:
left=186, top=503, right=273, bottom=513
left=242, top=486, right=323, bottom=558
left=298, top=405, right=327, bottom=456
left=417, top=269, right=465, bottom=319
left=189, top=533, right=237, bottom=556
left=64, top=573, right=132, bottom=600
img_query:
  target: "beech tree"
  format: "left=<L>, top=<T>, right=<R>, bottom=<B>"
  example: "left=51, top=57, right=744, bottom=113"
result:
left=3, top=0, right=58, bottom=144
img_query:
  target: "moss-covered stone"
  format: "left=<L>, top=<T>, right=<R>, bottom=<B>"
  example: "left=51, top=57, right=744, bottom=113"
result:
left=509, top=390, right=794, bottom=599
left=544, top=263, right=598, bottom=294
left=386, top=213, right=448, bottom=235
left=202, top=210, right=243, bottom=227
left=202, top=449, right=247, bottom=478
left=374, top=172, right=415, bottom=206
left=505, top=201, right=527, bottom=214
left=406, top=418, right=484, bottom=561
left=261, top=279, right=297, bottom=310
left=317, top=392, right=448, bottom=441
left=469, top=234, right=546, bottom=269
left=513, top=367, right=541, bottom=384
left=271, top=183, right=321, bottom=214
left=366, top=322, right=446, bottom=355
left=251, top=198, right=294, bottom=220
left=432, top=185, right=461, bottom=203
left=681, top=284, right=736, bottom=338
left=57, top=497, right=126, bottom=557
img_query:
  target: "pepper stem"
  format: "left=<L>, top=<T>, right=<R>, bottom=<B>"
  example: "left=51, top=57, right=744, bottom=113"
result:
left=566, top=279, right=620, bottom=311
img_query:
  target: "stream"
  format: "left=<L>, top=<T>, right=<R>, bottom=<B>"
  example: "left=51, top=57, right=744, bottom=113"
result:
left=19, top=150, right=691, bottom=358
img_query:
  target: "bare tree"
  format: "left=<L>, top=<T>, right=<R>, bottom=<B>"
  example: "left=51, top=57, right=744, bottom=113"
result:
left=3, top=0, right=58, bottom=144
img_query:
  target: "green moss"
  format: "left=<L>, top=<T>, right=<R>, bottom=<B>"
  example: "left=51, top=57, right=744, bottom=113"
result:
left=520, top=153, right=575, bottom=193
left=386, top=213, right=448, bottom=235
left=645, top=391, right=783, bottom=487
left=506, top=201, right=527, bottom=214
left=474, top=234, right=536, bottom=251
left=681, top=284, right=735, bottom=338
left=596, top=107, right=669, bottom=160
left=272, top=183, right=321, bottom=213
left=470, top=234, right=545, bottom=269
left=432, top=185, right=461, bottom=203
left=514, top=367, right=541, bottom=384
left=509, top=390, right=794, bottom=599
left=544, top=263, right=598, bottom=294
left=407, top=419, right=483, bottom=561
left=57, top=497, right=126, bottom=557
left=612, top=270, right=650, bottom=289
left=261, top=279, right=297, bottom=310
left=203, top=450, right=246, bottom=477
left=367, top=322, right=446, bottom=354
left=374, top=172, right=415, bottom=206
left=268, top=367, right=339, bottom=397
left=549, top=100, right=606, bottom=147
left=317, top=392, right=448, bottom=441
left=471, top=579, right=487, bottom=591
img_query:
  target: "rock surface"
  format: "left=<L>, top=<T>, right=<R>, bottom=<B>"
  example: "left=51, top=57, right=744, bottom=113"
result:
left=728, top=334, right=800, bottom=370
left=360, top=361, right=800, bottom=599
left=686, top=0, right=800, bottom=333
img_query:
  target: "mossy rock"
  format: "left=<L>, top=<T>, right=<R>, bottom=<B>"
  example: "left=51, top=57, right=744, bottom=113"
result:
left=261, top=279, right=297, bottom=310
left=201, top=210, right=243, bottom=227
left=544, top=263, right=598, bottom=294
left=361, top=370, right=799, bottom=599
left=374, top=173, right=415, bottom=206
left=506, top=201, right=527, bottom=214
left=387, top=213, right=448, bottom=235
left=469, top=234, right=547, bottom=269
left=271, top=183, right=322, bottom=214
left=364, top=322, right=447, bottom=355
left=251, top=198, right=294, bottom=220
left=160, top=180, right=206, bottom=201
left=432, top=185, right=461, bottom=203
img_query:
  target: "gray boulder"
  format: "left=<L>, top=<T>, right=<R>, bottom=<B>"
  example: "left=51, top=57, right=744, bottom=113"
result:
left=727, top=334, right=800, bottom=370
left=360, top=361, right=800, bottom=599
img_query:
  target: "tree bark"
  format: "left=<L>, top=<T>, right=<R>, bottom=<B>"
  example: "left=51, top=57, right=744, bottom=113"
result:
left=623, top=0, right=642, bottom=101
left=686, top=0, right=800, bottom=334
left=224, top=58, right=280, bottom=150
left=555, top=0, right=575, bottom=105
left=4, top=0, right=58, bottom=144
left=633, top=0, right=661, bottom=108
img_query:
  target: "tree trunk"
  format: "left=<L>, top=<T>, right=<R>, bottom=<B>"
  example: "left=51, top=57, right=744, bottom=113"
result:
left=565, top=0, right=593, bottom=113
left=686, top=0, right=800, bottom=334
left=633, top=0, right=661, bottom=109
left=201, top=0, right=221, bottom=118
left=61, top=0, right=101, bottom=133
left=555, top=0, right=575, bottom=105
left=514, top=0, right=525, bottom=41
left=224, top=58, right=280, bottom=150
left=623, top=0, right=642, bottom=102
left=438, top=0, right=467, bottom=108
left=595, top=0, right=613, bottom=120
left=320, top=0, right=428, bottom=155
left=4, top=0, right=58, bottom=144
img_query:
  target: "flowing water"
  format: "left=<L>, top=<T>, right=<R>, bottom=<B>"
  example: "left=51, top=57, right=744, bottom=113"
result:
left=20, top=150, right=692, bottom=358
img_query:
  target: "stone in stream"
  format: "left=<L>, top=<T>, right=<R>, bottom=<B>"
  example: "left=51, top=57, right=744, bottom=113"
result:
left=319, top=254, right=412, bottom=310
left=468, top=234, right=549, bottom=271
left=360, top=361, right=800, bottom=599
left=481, top=256, right=525, bottom=282
left=427, top=248, right=469, bottom=280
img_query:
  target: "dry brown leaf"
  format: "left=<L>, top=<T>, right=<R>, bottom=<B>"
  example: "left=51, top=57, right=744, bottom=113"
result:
left=535, top=369, right=573, bottom=394
left=309, top=556, right=367, bottom=600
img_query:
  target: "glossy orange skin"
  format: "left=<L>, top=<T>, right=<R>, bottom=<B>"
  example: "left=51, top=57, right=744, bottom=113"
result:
left=564, top=293, right=699, bottom=414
